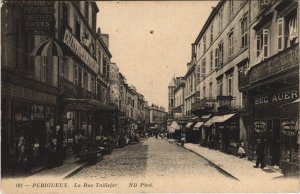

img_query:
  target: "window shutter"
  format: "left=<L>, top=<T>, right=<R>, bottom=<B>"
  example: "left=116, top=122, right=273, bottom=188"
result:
left=74, top=65, right=78, bottom=85
left=196, top=65, right=201, bottom=84
left=263, top=29, right=270, bottom=59
left=215, top=48, right=218, bottom=68
left=278, top=18, right=285, bottom=51
left=256, top=35, right=261, bottom=57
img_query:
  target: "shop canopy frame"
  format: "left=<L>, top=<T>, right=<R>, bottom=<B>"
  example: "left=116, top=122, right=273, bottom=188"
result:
left=185, top=122, right=194, bottom=128
left=193, top=122, right=204, bottom=130
left=62, top=98, right=116, bottom=112
left=204, top=113, right=236, bottom=127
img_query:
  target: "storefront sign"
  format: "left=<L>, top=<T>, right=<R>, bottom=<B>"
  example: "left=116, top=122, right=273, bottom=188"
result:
left=63, top=29, right=99, bottom=74
left=254, top=121, right=266, bottom=133
left=23, top=1, right=55, bottom=34
left=250, top=45, right=299, bottom=83
left=2, top=84, right=56, bottom=104
left=281, top=120, right=299, bottom=136
left=254, top=89, right=298, bottom=105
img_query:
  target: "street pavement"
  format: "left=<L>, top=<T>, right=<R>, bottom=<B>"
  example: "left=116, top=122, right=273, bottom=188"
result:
left=71, top=137, right=299, bottom=192
left=73, top=137, right=230, bottom=181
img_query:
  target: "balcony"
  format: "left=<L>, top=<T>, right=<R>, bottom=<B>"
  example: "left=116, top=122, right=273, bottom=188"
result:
left=60, top=79, right=76, bottom=97
left=191, top=97, right=216, bottom=114
left=239, top=44, right=299, bottom=90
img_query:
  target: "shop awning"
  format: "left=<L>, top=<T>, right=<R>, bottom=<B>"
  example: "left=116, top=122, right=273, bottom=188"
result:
left=193, top=122, right=204, bottom=130
left=185, top=122, right=194, bottom=128
left=215, top=113, right=236, bottom=124
left=201, top=114, right=212, bottom=119
left=167, top=121, right=181, bottom=133
left=62, top=98, right=116, bottom=112
left=31, top=38, right=64, bottom=57
left=204, top=116, right=222, bottom=127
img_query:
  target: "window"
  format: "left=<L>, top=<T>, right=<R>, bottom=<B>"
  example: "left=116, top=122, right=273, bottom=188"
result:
left=228, top=30, right=234, bottom=56
left=219, top=9, right=223, bottom=32
left=190, top=75, right=193, bottom=92
left=92, top=12, right=96, bottom=32
left=203, top=86, right=206, bottom=98
left=228, top=76, right=232, bottom=96
left=263, top=29, right=270, bottom=59
left=196, top=64, right=201, bottom=84
left=210, top=22, right=214, bottom=43
left=229, top=0, right=234, bottom=17
left=241, top=15, right=248, bottom=48
left=201, top=59, right=206, bottom=79
left=203, top=34, right=206, bottom=53
left=75, top=19, right=81, bottom=41
left=84, top=71, right=88, bottom=89
left=78, top=66, right=82, bottom=88
left=102, top=58, right=107, bottom=77
left=63, top=3, right=69, bottom=25
left=278, top=18, right=285, bottom=51
left=218, top=42, right=224, bottom=67
left=215, top=48, right=219, bottom=68
left=256, top=29, right=270, bottom=61
left=84, top=2, right=89, bottom=21
left=210, top=51, right=214, bottom=71
left=209, top=82, right=212, bottom=98
left=217, top=79, right=223, bottom=96
left=278, top=11, right=298, bottom=51
left=74, top=64, right=78, bottom=85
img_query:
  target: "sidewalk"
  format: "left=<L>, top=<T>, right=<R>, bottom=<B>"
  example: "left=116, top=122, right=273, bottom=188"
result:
left=28, top=158, right=85, bottom=179
left=167, top=139, right=284, bottom=181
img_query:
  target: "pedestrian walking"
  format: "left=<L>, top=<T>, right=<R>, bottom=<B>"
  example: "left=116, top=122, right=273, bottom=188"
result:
left=55, top=125, right=66, bottom=166
left=254, top=138, right=265, bottom=169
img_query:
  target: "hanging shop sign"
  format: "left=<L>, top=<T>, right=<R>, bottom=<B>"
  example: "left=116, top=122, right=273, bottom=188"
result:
left=23, top=1, right=55, bottom=35
left=254, top=121, right=266, bottom=133
left=281, top=119, right=299, bottom=136
left=2, top=83, right=56, bottom=105
left=63, top=29, right=99, bottom=74
left=254, top=89, right=298, bottom=105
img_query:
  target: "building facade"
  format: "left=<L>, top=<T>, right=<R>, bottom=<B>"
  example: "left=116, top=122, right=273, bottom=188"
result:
left=173, top=81, right=185, bottom=118
left=1, top=1, right=117, bottom=174
left=239, top=0, right=299, bottom=175
left=191, top=0, right=250, bottom=152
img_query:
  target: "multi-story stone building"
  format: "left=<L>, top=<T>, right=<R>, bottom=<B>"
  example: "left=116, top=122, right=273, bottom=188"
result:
left=1, top=1, right=117, bottom=173
left=109, top=62, right=120, bottom=108
left=191, top=0, right=250, bottom=152
left=148, top=105, right=168, bottom=132
left=239, top=0, right=299, bottom=175
left=183, top=61, right=196, bottom=117
left=168, top=77, right=176, bottom=118
left=173, top=80, right=185, bottom=118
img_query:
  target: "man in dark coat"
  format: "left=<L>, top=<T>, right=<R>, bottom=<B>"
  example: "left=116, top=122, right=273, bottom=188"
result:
left=254, top=138, right=265, bottom=168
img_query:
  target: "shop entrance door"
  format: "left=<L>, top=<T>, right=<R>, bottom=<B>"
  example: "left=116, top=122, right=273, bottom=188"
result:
left=272, top=119, right=280, bottom=166
left=31, top=120, right=46, bottom=169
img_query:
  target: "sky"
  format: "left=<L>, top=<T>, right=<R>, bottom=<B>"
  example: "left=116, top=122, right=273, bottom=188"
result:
left=96, top=1, right=218, bottom=110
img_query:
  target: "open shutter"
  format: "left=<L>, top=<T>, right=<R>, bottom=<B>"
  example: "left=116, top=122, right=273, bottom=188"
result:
left=256, top=35, right=261, bottom=57
left=215, top=48, right=218, bottom=68
left=278, top=18, right=285, bottom=51
left=263, top=29, right=270, bottom=59
left=196, top=64, right=201, bottom=84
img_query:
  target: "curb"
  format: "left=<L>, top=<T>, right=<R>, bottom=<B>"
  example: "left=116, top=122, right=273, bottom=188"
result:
left=62, top=164, right=85, bottom=179
left=167, top=140, right=239, bottom=181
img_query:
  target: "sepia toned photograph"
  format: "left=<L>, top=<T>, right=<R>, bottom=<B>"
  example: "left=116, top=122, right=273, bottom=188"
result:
left=1, top=0, right=299, bottom=193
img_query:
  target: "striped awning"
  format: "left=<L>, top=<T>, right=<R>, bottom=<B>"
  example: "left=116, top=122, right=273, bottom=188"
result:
left=31, top=38, right=64, bottom=57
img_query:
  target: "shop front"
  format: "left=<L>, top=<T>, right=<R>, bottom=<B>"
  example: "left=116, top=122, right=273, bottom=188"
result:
left=247, top=87, right=299, bottom=173
left=203, top=114, right=239, bottom=153
left=2, top=82, right=57, bottom=175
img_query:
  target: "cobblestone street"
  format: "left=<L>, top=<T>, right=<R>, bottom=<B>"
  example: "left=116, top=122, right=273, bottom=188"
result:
left=73, top=137, right=231, bottom=181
